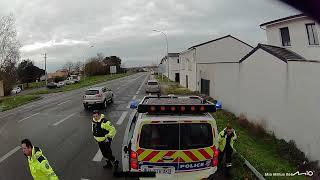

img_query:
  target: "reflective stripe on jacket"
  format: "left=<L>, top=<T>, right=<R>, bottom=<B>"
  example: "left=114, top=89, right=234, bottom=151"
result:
left=92, top=114, right=116, bottom=142
left=218, top=128, right=237, bottom=152
left=28, top=147, right=58, bottom=180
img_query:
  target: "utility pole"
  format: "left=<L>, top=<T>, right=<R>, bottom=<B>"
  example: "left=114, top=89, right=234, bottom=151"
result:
left=43, top=53, right=47, bottom=86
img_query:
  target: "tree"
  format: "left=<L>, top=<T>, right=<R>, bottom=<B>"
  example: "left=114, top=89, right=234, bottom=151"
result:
left=17, top=59, right=45, bottom=87
left=63, top=61, right=73, bottom=76
left=0, top=14, right=20, bottom=95
left=73, top=61, right=83, bottom=75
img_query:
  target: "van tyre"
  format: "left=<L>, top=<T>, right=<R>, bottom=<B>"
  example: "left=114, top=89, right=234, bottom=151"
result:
left=84, top=104, right=89, bottom=110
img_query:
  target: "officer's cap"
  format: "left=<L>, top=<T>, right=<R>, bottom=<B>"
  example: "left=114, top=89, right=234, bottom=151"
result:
left=93, top=110, right=100, bottom=115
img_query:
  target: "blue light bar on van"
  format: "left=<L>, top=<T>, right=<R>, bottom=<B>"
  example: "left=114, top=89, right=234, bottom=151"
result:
left=215, top=101, right=222, bottom=109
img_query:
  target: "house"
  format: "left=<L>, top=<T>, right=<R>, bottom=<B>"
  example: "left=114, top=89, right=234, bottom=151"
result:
left=236, top=43, right=320, bottom=164
left=260, top=14, right=320, bottom=60
left=159, top=53, right=180, bottom=82
left=166, top=53, right=180, bottom=82
left=47, top=69, right=69, bottom=80
left=179, top=35, right=253, bottom=97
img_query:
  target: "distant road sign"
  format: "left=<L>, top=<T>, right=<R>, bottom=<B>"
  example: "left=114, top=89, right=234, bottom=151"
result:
left=110, top=66, right=117, bottom=74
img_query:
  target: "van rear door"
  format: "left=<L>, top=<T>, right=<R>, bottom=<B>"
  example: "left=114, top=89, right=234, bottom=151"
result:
left=135, top=121, right=217, bottom=176
left=136, top=122, right=179, bottom=176
left=177, top=122, right=217, bottom=173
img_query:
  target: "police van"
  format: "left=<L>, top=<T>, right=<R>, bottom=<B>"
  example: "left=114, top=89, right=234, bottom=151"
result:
left=122, top=96, right=219, bottom=179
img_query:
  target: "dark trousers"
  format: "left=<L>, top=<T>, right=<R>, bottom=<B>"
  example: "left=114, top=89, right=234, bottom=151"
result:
left=218, top=146, right=233, bottom=168
left=98, top=140, right=115, bottom=162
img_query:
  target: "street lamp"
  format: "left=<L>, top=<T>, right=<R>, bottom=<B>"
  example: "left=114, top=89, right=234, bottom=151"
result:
left=153, top=29, right=169, bottom=79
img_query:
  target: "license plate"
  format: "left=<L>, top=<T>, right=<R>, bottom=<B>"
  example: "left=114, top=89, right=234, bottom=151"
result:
left=141, top=166, right=175, bottom=174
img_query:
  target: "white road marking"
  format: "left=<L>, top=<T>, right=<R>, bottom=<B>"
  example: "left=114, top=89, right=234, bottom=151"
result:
left=149, top=93, right=151, bottom=96
left=132, top=95, right=137, bottom=100
left=18, top=113, right=40, bottom=123
left=0, top=146, right=20, bottom=163
left=136, top=75, right=148, bottom=94
left=80, top=178, right=90, bottom=180
left=92, top=149, right=103, bottom=162
left=57, top=100, right=71, bottom=106
left=126, top=101, right=131, bottom=109
left=0, top=113, right=14, bottom=119
left=116, top=111, right=128, bottom=125
left=53, top=113, right=76, bottom=126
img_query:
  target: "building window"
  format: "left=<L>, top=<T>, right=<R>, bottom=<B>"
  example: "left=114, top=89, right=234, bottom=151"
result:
left=306, top=23, right=319, bottom=45
left=177, top=58, right=179, bottom=63
left=280, top=27, right=291, bottom=46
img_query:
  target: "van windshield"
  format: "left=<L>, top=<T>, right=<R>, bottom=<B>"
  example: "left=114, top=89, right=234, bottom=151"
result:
left=139, top=123, right=213, bottom=150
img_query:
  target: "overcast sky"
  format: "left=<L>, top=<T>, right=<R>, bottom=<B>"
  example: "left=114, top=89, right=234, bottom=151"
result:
left=0, top=0, right=299, bottom=72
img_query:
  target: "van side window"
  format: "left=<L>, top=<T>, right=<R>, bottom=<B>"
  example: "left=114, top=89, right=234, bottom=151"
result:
left=128, top=113, right=138, bottom=141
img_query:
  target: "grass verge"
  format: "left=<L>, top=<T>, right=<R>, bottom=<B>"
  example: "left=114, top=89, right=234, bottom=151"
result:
left=213, top=110, right=304, bottom=180
left=155, top=75, right=197, bottom=95
left=30, top=73, right=129, bottom=95
left=21, top=81, right=46, bottom=89
left=0, top=95, right=41, bottom=111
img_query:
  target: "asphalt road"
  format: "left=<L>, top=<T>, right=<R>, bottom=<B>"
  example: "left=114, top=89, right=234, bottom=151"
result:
left=0, top=72, right=149, bottom=180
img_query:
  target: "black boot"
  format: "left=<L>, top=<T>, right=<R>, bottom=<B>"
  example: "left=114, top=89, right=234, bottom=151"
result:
left=113, top=160, right=119, bottom=171
left=103, top=160, right=113, bottom=169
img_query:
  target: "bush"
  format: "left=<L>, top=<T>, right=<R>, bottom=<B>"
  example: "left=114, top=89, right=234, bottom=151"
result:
left=276, top=139, right=307, bottom=166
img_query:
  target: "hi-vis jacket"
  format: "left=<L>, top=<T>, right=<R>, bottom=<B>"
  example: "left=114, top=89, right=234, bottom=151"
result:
left=92, top=114, right=116, bottom=142
left=28, top=146, right=58, bottom=180
left=218, top=128, right=237, bottom=152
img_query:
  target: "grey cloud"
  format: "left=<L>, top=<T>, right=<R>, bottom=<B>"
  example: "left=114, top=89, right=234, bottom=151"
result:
left=1, top=0, right=299, bottom=72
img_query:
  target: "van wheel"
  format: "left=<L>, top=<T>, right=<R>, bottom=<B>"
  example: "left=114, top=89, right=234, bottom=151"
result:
left=110, top=97, right=113, bottom=103
left=84, top=104, right=89, bottom=110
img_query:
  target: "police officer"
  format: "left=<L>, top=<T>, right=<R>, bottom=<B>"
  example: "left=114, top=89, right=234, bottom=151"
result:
left=92, top=110, right=117, bottom=169
left=21, top=139, right=58, bottom=180
left=218, top=124, right=237, bottom=169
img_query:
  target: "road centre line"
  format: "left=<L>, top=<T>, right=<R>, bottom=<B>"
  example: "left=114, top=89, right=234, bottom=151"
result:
left=18, top=113, right=40, bottom=123
left=53, top=113, right=76, bottom=126
left=116, top=111, right=128, bottom=125
left=136, top=75, right=148, bottom=94
left=92, top=149, right=103, bottom=162
left=0, top=146, right=20, bottom=163
left=57, top=100, right=71, bottom=106
left=126, top=101, right=132, bottom=109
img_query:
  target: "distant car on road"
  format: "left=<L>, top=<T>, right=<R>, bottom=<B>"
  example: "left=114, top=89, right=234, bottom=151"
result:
left=68, top=75, right=80, bottom=83
left=82, top=87, right=113, bottom=109
left=65, top=79, right=75, bottom=85
left=11, top=87, right=21, bottom=94
left=58, top=81, right=65, bottom=87
left=47, top=82, right=58, bottom=89
left=146, top=80, right=160, bottom=93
